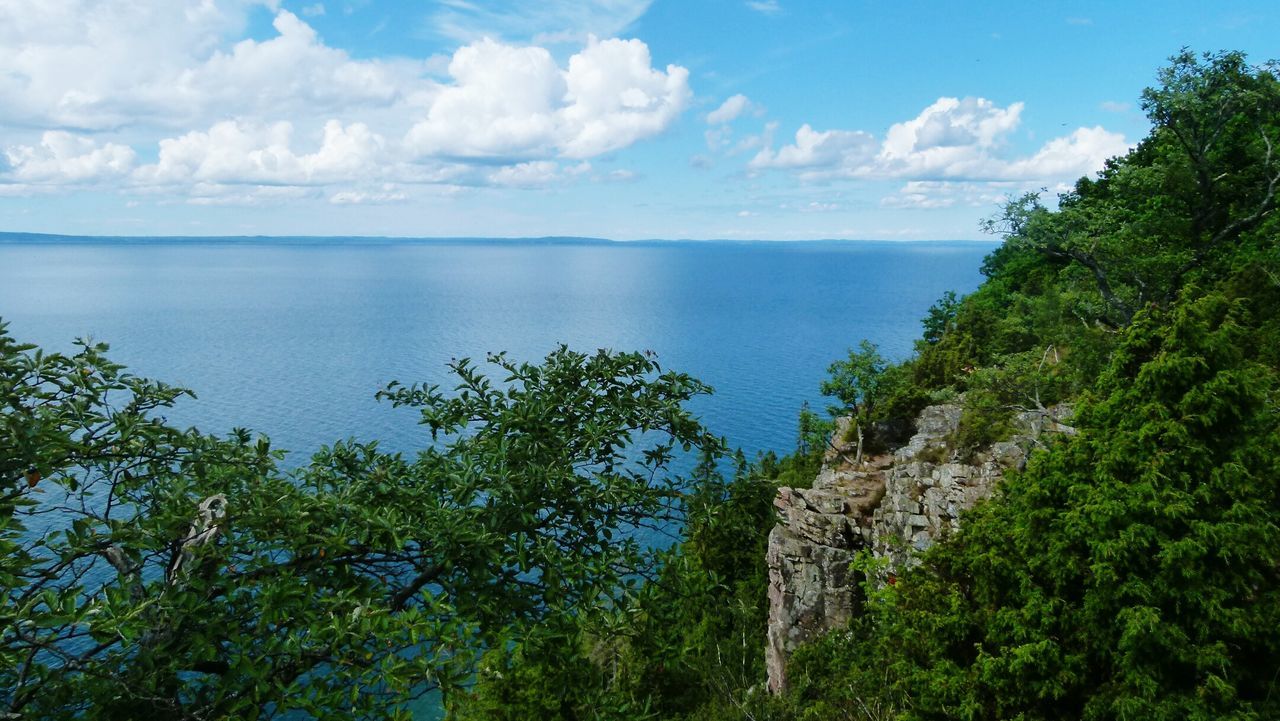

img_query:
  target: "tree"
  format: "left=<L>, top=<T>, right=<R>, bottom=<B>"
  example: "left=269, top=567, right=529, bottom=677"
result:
left=820, top=340, right=887, bottom=462
left=984, top=51, right=1280, bottom=328
left=454, top=440, right=781, bottom=721
left=920, top=291, right=960, bottom=346
left=1142, top=49, right=1280, bottom=273
left=0, top=323, right=722, bottom=720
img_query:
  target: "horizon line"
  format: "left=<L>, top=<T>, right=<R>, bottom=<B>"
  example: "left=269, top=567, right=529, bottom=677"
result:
left=0, top=231, right=1000, bottom=245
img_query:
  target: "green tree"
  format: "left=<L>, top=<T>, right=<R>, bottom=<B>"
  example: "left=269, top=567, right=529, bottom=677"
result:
left=455, top=442, right=781, bottom=721
left=983, top=51, right=1280, bottom=328
left=0, top=325, right=722, bottom=720
left=920, top=291, right=960, bottom=345
left=820, top=340, right=887, bottom=462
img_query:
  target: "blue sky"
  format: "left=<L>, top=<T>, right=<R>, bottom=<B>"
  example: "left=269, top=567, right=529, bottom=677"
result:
left=1, top=0, right=1277, bottom=240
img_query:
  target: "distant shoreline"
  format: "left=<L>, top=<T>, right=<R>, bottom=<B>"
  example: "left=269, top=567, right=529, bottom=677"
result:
left=0, top=231, right=998, bottom=247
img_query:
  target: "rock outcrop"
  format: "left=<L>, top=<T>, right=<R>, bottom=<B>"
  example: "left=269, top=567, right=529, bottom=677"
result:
left=765, top=404, right=1073, bottom=693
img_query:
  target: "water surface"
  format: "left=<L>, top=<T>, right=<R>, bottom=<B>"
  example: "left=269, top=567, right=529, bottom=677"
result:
left=0, top=238, right=995, bottom=460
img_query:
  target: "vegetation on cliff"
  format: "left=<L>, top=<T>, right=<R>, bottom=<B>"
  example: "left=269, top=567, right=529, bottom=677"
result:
left=457, top=49, right=1280, bottom=719
left=783, top=49, right=1280, bottom=720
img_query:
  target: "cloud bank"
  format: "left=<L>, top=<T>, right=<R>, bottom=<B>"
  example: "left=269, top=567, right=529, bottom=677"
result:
left=0, top=3, right=688, bottom=202
left=750, top=96, right=1128, bottom=183
left=404, top=36, right=690, bottom=160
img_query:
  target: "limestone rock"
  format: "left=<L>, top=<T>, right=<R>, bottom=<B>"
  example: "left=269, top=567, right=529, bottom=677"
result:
left=763, top=402, right=1073, bottom=693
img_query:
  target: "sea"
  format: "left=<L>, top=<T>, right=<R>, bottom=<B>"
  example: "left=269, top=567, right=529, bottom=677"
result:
left=0, top=235, right=994, bottom=718
left=0, top=236, right=993, bottom=461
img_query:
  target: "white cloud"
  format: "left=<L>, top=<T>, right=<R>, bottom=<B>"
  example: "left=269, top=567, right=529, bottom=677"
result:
left=1003, top=126, right=1129, bottom=179
left=749, top=124, right=877, bottom=170
left=0, top=4, right=686, bottom=202
left=750, top=96, right=1130, bottom=186
left=404, top=36, right=690, bottom=160
left=706, top=94, right=758, bottom=125
left=0, top=4, right=431, bottom=131
left=705, top=127, right=728, bottom=151
left=167, top=11, right=428, bottom=124
left=135, top=119, right=386, bottom=186
left=428, top=0, right=653, bottom=44
left=3, top=131, right=136, bottom=184
left=878, top=97, right=1023, bottom=178
left=487, top=160, right=567, bottom=188
left=746, top=0, right=782, bottom=15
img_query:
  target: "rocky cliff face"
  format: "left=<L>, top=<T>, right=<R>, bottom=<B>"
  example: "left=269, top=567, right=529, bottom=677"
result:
left=765, top=404, right=1073, bottom=693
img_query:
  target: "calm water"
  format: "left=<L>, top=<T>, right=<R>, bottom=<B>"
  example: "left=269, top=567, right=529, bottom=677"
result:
left=1, top=237, right=992, bottom=718
left=0, top=238, right=994, bottom=460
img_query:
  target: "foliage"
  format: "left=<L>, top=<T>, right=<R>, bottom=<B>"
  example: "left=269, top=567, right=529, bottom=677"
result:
left=0, top=330, right=721, bottom=720
left=775, top=49, right=1280, bottom=721
left=820, top=341, right=928, bottom=455
left=920, top=291, right=960, bottom=346
left=786, top=288, right=1280, bottom=720
left=821, top=340, right=887, bottom=420
left=455, top=445, right=781, bottom=720
left=985, top=51, right=1280, bottom=329
left=753, top=403, right=831, bottom=490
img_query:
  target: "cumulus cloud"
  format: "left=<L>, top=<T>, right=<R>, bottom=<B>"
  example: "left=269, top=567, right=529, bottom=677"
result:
left=487, top=161, right=564, bottom=188
left=0, top=3, right=429, bottom=131
left=173, top=11, right=425, bottom=121
left=484, top=160, right=594, bottom=188
left=703, top=95, right=765, bottom=152
left=878, top=97, right=1024, bottom=178
left=404, top=36, right=690, bottom=160
left=750, top=96, right=1130, bottom=186
left=1003, top=126, right=1129, bottom=179
left=749, top=124, right=877, bottom=170
left=134, top=119, right=386, bottom=186
left=3, top=132, right=136, bottom=184
left=0, top=6, right=690, bottom=201
left=0, top=0, right=241, bottom=129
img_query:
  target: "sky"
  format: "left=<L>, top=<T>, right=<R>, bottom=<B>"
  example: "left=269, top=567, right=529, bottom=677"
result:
left=1, top=1, right=1277, bottom=240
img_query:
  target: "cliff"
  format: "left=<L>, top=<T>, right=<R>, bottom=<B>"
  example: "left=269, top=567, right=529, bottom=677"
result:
left=765, top=403, right=1074, bottom=692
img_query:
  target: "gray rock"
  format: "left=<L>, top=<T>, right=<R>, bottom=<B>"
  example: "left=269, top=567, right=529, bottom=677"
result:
left=763, top=402, right=1072, bottom=694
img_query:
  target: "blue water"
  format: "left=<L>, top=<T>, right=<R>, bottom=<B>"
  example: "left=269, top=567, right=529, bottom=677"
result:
left=0, top=238, right=994, bottom=461
left=0, top=236, right=993, bottom=718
